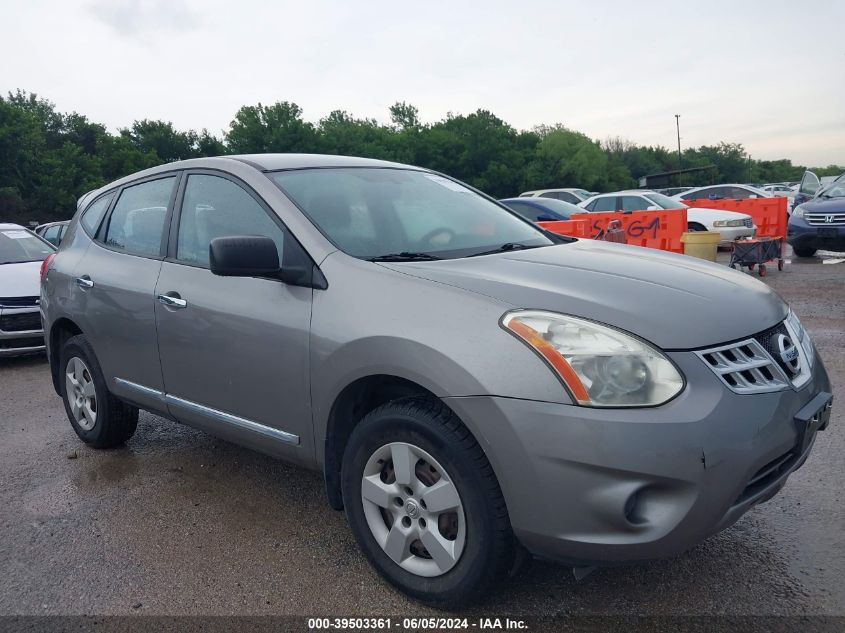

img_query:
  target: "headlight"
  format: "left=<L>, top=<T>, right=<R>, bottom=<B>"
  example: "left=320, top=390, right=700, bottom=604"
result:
left=792, top=206, right=806, bottom=218
left=502, top=310, right=685, bottom=407
left=786, top=309, right=814, bottom=369
left=713, top=219, right=746, bottom=227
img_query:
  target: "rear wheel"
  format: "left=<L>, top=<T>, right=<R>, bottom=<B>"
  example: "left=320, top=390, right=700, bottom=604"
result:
left=793, top=247, right=817, bottom=258
left=60, top=334, right=138, bottom=448
left=341, top=397, right=514, bottom=607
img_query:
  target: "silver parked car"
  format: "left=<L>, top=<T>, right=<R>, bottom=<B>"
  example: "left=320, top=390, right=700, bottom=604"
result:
left=1, top=224, right=56, bottom=356
left=41, top=155, right=833, bottom=606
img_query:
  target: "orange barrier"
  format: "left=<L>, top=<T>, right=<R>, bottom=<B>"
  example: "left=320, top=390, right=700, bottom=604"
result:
left=683, top=197, right=787, bottom=239
left=570, top=209, right=688, bottom=253
left=537, top=218, right=592, bottom=238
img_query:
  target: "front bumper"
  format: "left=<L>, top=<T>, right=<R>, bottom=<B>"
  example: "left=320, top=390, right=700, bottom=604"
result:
left=443, top=349, right=832, bottom=565
left=787, top=217, right=845, bottom=251
left=716, top=225, right=756, bottom=243
left=0, top=307, right=45, bottom=357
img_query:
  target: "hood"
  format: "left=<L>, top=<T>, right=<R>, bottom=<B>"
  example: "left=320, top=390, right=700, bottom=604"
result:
left=802, top=197, right=845, bottom=212
left=0, top=261, right=42, bottom=299
left=688, top=207, right=750, bottom=220
left=380, top=241, right=787, bottom=349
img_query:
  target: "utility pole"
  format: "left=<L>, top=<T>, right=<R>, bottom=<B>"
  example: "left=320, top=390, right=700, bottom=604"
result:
left=675, top=114, right=682, bottom=186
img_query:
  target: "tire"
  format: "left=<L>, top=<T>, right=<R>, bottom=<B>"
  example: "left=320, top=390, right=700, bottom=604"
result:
left=758, top=264, right=767, bottom=277
left=341, top=396, right=514, bottom=607
left=687, top=222, right=707, bottom=232
left=60, top=334, right=138, bottom=448
left=793, top=247, right=817, bottom=258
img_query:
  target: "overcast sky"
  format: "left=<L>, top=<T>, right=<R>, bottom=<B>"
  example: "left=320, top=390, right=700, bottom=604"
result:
left=2, top=0, right=843, bottom=166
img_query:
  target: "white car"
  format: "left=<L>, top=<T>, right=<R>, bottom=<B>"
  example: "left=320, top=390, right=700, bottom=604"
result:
left=0, top=223, right=56, bottom=356
left=519, top=188, right=592, bottom=205
left=578, top=191, right=756, bottom=243
left=761, top=183, right=797, bottom=197
left=673, top=184, right=772, bottom=203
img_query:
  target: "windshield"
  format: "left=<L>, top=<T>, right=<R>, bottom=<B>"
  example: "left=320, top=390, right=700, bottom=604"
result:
left=270, top=168, right=554, bottom=259
left=820, top=182, right=845, bottom=198
left=571, top=189, right=591, bottom=200
left=644, top=193, right=688, bottom=209
left=0, top=228, right=56, bottom=264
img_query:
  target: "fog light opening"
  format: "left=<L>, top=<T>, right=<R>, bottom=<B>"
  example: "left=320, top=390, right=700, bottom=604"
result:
left=624, top=489, right=648, bottom=526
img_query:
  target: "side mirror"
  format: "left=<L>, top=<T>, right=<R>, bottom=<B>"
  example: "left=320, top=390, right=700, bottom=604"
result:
left=646, top=205, right=660, bottom=211
left=209, top=235, right=280, bottom=277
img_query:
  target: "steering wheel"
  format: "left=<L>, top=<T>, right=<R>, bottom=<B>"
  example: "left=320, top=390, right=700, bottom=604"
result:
left=418, top=227, right=457, bottom=249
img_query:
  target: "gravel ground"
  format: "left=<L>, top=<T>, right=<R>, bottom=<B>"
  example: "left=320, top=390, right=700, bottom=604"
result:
left=0, top=248, right=843, bottom=621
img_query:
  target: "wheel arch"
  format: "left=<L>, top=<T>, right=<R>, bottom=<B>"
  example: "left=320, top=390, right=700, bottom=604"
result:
left=48, top=317, right=83, bottom=395
left=321, top=374, right=486, bottom=511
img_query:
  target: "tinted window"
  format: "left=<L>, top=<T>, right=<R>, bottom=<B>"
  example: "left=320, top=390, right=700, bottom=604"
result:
left=644, top=193, right=688, bottom=209
left=177, top=174, right=285, bottom=267
left=590, top=196, right=617, bottom=212
left=80, top=193, right=114, bottom=236
left=727, top=186, right=754, bottom=199
left=504, top=202, right=548, bottom=222
left=621, top=196, right=649, bottom=212
left=0, top=229, right=55, bottom=264
left=105, top=177, right=175, bottom=257
left=43, top=226, right=61, bottom=245
left=682, top=186, right=732, bottom=201
left=270, top=168, right=551, bottom=259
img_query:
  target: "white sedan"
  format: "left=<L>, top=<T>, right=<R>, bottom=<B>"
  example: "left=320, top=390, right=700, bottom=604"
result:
left=578, top=191, right=756, bottom=244
left=0, top=224, right=56, bottom=356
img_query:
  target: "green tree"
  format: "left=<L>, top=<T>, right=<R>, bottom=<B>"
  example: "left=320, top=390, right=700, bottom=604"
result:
left=227, top=101, right=319, bottom=154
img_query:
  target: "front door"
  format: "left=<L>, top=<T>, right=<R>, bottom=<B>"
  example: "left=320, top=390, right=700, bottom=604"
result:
left=154, top=172, right=313, bottom=461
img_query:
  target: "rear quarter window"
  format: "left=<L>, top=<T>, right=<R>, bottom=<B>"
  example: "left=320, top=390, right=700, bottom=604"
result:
left=80, top=193, right=115, bottom=236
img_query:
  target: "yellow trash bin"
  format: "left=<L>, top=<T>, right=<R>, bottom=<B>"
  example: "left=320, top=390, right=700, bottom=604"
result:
left=680, top=231, right=721, bottom=261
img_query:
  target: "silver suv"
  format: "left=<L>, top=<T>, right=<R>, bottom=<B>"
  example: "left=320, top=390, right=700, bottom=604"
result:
left=41, top=154, right=833, bottom=606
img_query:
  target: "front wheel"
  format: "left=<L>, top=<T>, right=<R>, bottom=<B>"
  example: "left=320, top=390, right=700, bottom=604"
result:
left=60, top=334, right=138, bottom=448
left=793, top=247, right=817, bottom=258
left=341, top=397, right=514, bottom=607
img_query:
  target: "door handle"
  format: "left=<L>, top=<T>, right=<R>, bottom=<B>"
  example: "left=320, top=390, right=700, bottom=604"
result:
left=75, top=276, right=94, bottom=289
left=157, top=293, right=187, bottom=309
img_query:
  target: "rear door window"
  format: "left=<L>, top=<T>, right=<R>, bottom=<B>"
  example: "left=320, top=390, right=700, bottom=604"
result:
left=591, top=196, right=617, bottom=212
left=104, top=177, right=176, bottom=257
left=621, top=196, right=648, bottom=212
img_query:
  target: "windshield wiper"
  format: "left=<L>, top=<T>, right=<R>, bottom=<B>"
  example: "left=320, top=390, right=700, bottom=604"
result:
left=467, top=242, right=537, bottom=258
left=368, top=252, right=442, bottom=262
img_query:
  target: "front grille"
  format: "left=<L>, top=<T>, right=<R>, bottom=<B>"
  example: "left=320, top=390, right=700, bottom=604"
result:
left=743, top=218, right=753, bottom=228
left=696, top=338, right=788, bottom=394
left=805, top=213, right=845, bottom=226
left=0, top=336, right=44, bottom=350
left=753, top=322, right=792, bottom=376
left=0, top=296, right=39, bottom=308
left=0, top=312, right=42, bottom=332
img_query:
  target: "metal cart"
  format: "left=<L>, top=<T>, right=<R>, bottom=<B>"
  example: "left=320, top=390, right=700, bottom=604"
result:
left=729, top=237, right=784, bottom=277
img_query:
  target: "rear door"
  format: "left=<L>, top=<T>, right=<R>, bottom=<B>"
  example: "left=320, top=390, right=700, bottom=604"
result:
left=154, top=171, right=313, bottom=460
left=75, top=174, right=179, bottom=412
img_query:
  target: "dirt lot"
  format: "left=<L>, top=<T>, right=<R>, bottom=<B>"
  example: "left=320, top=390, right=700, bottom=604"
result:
left=0, top=249, right=843, bottom=622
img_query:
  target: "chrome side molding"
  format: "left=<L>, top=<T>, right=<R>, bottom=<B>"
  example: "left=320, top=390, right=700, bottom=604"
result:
left=113, top=377, right=299, bottom=446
